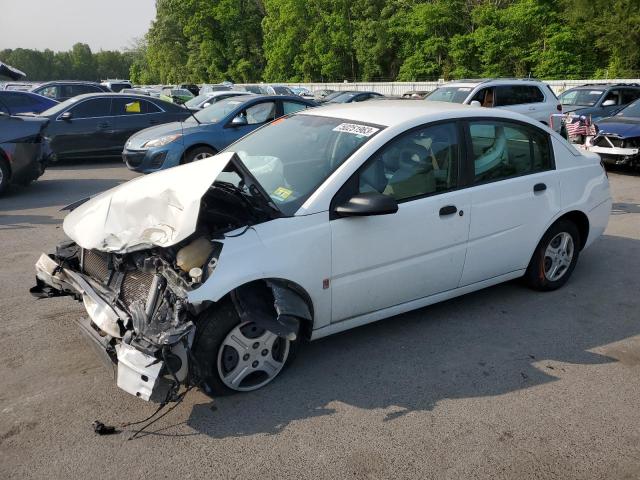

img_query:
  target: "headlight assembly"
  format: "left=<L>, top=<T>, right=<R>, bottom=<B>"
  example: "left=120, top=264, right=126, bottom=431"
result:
left=142, top=133, right=182, bottom=148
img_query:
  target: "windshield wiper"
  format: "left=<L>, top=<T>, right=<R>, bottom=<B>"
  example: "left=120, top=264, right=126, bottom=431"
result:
left=229, top=154, right=282, bottom=219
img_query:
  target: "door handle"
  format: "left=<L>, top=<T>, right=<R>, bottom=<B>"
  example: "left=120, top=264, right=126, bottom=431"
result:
left=97, top=122, right=111, bottom=129
left=439, top=205, right=457, bottom=216
left=533, top=183, right=547, bottom=192
left=528, top=106, right=536, bottom=111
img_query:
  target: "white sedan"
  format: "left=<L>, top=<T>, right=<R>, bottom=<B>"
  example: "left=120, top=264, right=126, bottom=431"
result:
left=32, top=101, right=611, bottom=402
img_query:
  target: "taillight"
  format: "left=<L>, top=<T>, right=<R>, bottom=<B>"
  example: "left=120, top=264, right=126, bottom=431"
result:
left=556, top=104, right=562, bottom=112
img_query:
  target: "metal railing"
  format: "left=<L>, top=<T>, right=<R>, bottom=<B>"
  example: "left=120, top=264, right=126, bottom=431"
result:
left=253, top=79, right=640, bottom=96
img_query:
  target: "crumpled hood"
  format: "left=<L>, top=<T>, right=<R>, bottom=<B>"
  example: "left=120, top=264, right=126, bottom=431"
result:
left=595, top=117, right=640, bottom=138
left=63, top=152, right=234, bottom=253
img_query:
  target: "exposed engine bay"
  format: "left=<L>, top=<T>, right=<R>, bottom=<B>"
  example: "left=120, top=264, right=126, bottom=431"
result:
left=30, top=153, right=311, bottom=402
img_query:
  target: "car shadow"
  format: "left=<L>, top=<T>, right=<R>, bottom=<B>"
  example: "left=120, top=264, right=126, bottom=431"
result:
left=181, top=234, right=639, bottom=439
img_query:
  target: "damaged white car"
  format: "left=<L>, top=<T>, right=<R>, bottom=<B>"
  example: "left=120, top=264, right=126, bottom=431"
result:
left=31, top=102, right=611, bottom=403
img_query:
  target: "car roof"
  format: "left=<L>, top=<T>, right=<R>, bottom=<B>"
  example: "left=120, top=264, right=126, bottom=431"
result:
left=204, top=90, right=250, bottom=97
left=565, top=83, right=640, bottom=91
left=64, top=92, right=164, bottom=101
left=301, top=100, right=528, bottom=127
left=440, top=78, right=546, bottom=88
left=222, top=94, right=313, bottom=104
left=34, top=80, right=104, bottom=86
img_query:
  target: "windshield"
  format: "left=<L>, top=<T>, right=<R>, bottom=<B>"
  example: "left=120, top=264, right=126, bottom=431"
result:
left=425, top=86, right=474, bottom=103
left=222, top=115, right=383, bottom=215
left=559, top=89, right=603, bottom=107
left=190, top=98, right=246, bottom=123
left=616, top=101, right=640, bottom=118
left=185, top=94, right=211, bottom=108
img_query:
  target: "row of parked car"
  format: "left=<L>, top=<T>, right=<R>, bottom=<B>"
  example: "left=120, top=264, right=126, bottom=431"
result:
left=2, top=77, right=639, bottom=194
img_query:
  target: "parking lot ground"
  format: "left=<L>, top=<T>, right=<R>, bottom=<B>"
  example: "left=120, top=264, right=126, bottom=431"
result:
left=1, top=162, right=639, bottom=480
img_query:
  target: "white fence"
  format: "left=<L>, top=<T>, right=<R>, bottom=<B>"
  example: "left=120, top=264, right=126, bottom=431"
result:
left=274, top=79, right=640, bottom=96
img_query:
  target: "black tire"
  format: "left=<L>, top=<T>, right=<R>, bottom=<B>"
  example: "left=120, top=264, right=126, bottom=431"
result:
left=183, top=146, right=216, bottom=164
left=191, top=298, right=299, bottom=396
left=0, top=158, right=10, bottom=195
left=525, top=220, right=581, bottom=291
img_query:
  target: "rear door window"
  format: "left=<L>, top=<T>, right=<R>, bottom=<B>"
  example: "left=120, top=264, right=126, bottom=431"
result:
left=495, top=85, right=544, bottom=106
left=111, top=98, right=158, bottom=115
left=467, top=120, right=552, bottom=184
left=71, top=84, right=101, bottom=96
left=621, top=89, right=640, bottom=104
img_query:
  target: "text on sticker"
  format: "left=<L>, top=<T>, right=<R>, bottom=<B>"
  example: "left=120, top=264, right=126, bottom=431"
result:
left=333, top=123, right=379, bottom=137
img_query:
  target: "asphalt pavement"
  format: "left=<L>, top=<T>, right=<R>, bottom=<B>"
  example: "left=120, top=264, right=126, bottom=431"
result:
left=1, top=161, right=639, bottom=479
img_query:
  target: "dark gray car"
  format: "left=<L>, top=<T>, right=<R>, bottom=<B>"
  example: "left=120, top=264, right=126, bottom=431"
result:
left=33, top=93, right=191, bottom=161
left=559, top=83, right=640, bottom=121
left=0, top=113, right=51, bottom=193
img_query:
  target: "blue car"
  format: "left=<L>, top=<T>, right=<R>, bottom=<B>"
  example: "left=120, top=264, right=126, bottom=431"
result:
left=0, top=91, right=58, bottom=115
left=123, top=95, right=316, bottom=173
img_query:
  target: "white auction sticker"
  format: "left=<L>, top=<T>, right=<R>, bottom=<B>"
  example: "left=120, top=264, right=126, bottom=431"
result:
left=333, top=123, right=379, bottom=137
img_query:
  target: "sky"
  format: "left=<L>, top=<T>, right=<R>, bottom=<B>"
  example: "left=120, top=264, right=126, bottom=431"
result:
left=0, top=0, right=156, bottom=52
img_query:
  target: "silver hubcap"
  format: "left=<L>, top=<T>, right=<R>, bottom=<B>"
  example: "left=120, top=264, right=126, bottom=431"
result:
left=194, top=152, right=213, bottom=161
left=217, top=322, right=289, bottom=392
left=544, top=232, right=574, bottom=281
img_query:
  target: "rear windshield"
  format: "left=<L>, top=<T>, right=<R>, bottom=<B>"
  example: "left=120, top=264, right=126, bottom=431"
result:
left=425, top=87, right=474, bottom=103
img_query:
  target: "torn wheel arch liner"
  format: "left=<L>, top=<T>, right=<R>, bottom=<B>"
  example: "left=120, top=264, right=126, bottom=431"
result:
left=229, top=278, right=314, bottom=342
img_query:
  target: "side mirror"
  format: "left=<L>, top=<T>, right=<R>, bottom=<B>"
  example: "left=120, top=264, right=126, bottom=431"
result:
left=59, top=111, right=73, bottom=121
left=602, top=99, right=616, bottom=107
left=334, top=192, right=398, bottom=217
left=231, top=115, right=248, bottom=127
left=202, top=102, right=211, bottom=108
left=470, top=100, right=482, bottom=107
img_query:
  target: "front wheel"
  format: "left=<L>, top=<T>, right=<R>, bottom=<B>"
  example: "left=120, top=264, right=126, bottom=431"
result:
left=191, top=299, right=298, bottom=395
left=183, top=146, right=216, bottom=164
left=525, top=220, right=580, bottom=291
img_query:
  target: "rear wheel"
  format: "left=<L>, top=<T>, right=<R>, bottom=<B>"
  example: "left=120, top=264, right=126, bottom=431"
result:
left=525, top=220, right=580, bottom=291
left=183, top=146, right=216, bottom=164
left=192, top=299, right=298, bottom=396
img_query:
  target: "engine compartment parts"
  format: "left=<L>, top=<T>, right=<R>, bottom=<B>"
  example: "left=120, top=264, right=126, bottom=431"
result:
left=176, top=237, right=214, bottom=273
left=31, top=235, right=305, bottom=402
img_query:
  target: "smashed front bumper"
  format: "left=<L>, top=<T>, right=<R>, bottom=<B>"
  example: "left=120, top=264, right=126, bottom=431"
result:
left=586, top=145, right=640, bottom=167
left=31, top=251, right=194, bottom=402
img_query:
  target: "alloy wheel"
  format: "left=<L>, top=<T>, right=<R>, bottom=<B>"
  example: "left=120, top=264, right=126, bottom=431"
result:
left=217, top=322, right=289, bottom=391
left=543, top=232, right=574, bottom=282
